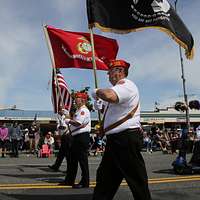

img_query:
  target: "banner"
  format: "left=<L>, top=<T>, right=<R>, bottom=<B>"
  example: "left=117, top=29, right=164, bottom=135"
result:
left=87, top=0, right=194, bottom=59
left=47, top=25, right=119, bottom=70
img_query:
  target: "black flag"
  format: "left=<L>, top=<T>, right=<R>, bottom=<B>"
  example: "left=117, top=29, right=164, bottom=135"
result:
left=87, top=0, right=194, bottom=59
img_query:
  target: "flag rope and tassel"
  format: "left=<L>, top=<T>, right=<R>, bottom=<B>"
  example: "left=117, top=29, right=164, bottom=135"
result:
left=89, top=23, right=194, bottom=60
left=89, top=26, right=101, bottom=122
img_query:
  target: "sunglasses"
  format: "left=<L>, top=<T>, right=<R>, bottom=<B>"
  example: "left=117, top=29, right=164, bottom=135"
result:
left=107, top=67, right=124, bottom=75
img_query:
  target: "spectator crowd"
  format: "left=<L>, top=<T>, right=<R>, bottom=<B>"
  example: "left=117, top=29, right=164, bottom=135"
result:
left=142, top=123, right=199, bottom=155
left=0, top=120, right=200, bottom=158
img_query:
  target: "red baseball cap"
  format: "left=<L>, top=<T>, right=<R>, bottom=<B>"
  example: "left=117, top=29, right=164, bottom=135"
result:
left=108, top=59, right=130, bottom=70
left=75, top=92, right=88, bottom=100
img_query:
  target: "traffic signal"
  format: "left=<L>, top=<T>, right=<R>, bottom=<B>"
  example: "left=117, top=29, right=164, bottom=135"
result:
left=189, top=100, right=200, bottom=110
left=174, top=101, right=187, bottom=112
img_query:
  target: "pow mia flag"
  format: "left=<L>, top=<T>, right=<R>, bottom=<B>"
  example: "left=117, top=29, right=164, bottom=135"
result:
left=87, top=0, right=194, bottom=59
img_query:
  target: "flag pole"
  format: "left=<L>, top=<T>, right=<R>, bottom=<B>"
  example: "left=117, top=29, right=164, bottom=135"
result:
left=43, top=25, right=61, bottom=111
left=89, top=27, right=98, bottom=89
left=43, top=25, right=65, bottom=108
left=89, top=26, right=101, bottom=121
left=174, top=0, right=189, bottom=161
left=43, top=25, right=72, bottom=134
left=174, top=1, right=190, bottom=131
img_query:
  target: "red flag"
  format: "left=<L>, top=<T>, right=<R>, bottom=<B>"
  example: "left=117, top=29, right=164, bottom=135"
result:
left=46, top=25, right=118, bottom=70
left=52, top=69, right=72, bottom=113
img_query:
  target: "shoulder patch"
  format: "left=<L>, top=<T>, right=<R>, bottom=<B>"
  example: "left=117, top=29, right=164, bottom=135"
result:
left=80, top=111, right=85, bottom=115
left=117, top=80, right=125, bottom=85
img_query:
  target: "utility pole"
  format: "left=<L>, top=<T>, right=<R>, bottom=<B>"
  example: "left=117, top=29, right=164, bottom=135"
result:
left=174, top=0, right=190, bottom=131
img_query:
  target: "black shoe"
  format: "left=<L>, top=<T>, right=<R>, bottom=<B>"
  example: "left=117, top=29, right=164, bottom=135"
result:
left=48, top=165, right=59, bottom=172
left=188, top=162, right=200, bottom=168
left=72, top=184, right=89, bottom=189
left=58, top=181, right=73, bottom=186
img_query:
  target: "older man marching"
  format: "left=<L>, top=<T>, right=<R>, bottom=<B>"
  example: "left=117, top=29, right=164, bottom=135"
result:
left=92, top=59, right=152, bottom=200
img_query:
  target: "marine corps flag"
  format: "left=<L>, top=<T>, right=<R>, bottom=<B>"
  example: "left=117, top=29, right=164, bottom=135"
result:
left=87, top=0, right=194, bottom=59
left=46, top=25, right=118, bottom=70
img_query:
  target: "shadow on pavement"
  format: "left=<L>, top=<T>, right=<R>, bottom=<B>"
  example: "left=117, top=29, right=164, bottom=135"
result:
left=4, top=194, right=92, bottom=200
left=20, top=165, right=66, bottom=173
left=153, top=168, right=175, bottom=174
left=0, top=171, right=66, bottom=183
left=0, top=165, right=66, bottom=183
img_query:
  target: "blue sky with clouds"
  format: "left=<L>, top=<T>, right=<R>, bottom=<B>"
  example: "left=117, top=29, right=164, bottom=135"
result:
left=0, top=0, right=199, bottom=111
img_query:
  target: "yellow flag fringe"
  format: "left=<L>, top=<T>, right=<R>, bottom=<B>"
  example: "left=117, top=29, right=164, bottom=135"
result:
left=89, top=23, right=194, bottom=60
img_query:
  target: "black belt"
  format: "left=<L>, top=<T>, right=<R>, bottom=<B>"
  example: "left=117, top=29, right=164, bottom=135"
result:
left=126, top=127, right=142, bottom=132
left=72, top=132, right=89, bottom=137
left=58, top=126, right=66, bottom=130
left=107, top=127, right=142, bottom=139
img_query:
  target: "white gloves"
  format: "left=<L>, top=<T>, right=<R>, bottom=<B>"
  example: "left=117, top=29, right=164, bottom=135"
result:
left=94, top=99, right=103, bottom=110
left=62, top=109, right=69, bottom=116
left=91, top=89, right=98, bottom=99
left=65, top=118, right=71, bottom=124
left=92, top=89, right=103, bottom=110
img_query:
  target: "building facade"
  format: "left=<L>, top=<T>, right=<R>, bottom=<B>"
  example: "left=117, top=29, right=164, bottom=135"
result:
left=0, top=107, right=200, bottom=131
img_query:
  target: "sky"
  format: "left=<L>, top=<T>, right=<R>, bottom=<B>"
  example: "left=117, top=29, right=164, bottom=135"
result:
left=0, top=0, right=199, bottom=111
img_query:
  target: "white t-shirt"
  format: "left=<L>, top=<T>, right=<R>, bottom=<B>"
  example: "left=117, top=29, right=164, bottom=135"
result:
left=57, top=114, right=68, bottom=128
left=70, top=105, right=91, bottom=136
left=44, top=136, right=54, bottom=146
left=196, top=125, right=200, bottom=140
left=103, top=78, right=141, bottom=135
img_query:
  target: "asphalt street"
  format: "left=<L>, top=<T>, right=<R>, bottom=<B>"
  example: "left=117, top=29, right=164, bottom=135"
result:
left=0, top=151, right=200, bottom=200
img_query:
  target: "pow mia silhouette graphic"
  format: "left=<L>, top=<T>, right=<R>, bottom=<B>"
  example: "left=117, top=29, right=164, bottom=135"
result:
left=130, top=0, right=170, bottom=24
left=151, top=0, right=170, bottom=13
left=132, top=0, right=139, bottom=5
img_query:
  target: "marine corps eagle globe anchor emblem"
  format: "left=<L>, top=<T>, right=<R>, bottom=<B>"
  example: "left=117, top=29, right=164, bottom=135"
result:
left=77, top=37, right=92, bottom=54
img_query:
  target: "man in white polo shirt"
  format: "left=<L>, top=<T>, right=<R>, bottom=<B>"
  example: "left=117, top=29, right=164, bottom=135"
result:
left=48, top=105, right=71, bottom=171
left=92, top=59, right=152, bottom=200
left=60, top=92, right=91, bottom=188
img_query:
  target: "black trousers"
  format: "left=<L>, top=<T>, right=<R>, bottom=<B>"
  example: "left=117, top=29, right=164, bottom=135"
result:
left=53, top=134, right=72, bottom=169
left=65, top=132, right=90, bottom=186
left=11, top=139, right=20, bottom=157
left=93, top=129, right=152, bottom=200
left=0, top=140, right=8, bottom=157
left=189, top=140, right=200, bottom=165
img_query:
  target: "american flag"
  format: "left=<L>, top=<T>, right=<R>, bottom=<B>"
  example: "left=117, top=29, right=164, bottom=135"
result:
left=51, top=68, right=72, bottom=113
